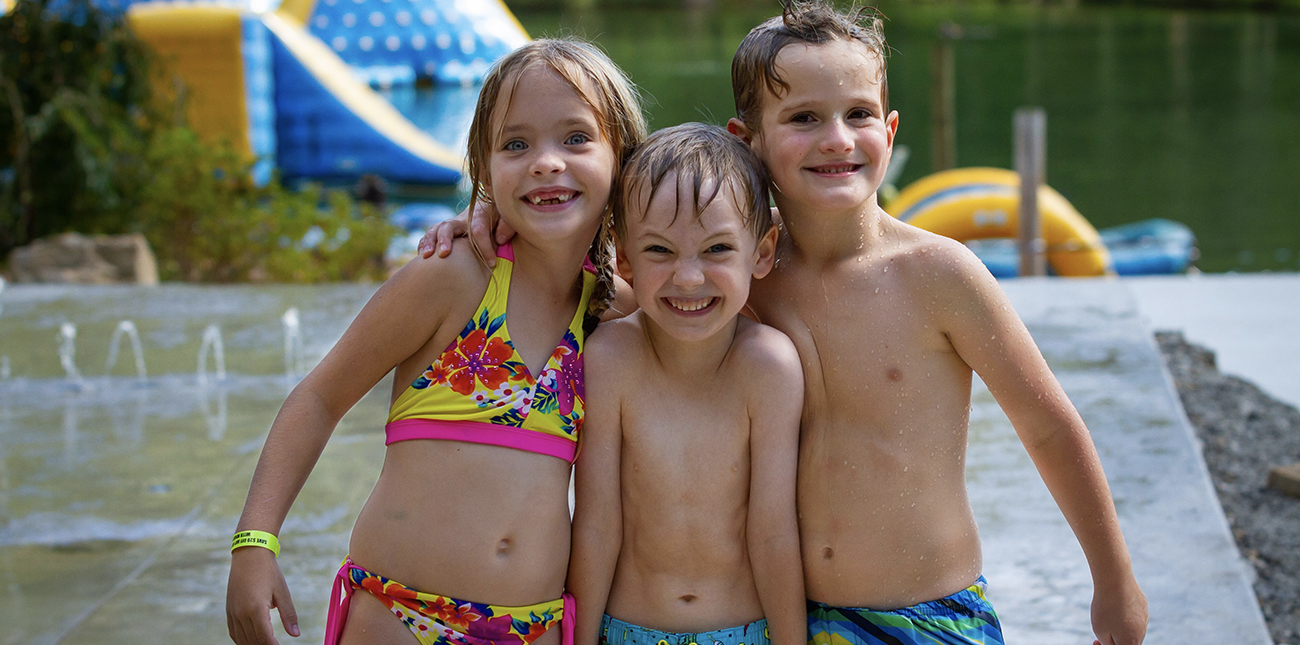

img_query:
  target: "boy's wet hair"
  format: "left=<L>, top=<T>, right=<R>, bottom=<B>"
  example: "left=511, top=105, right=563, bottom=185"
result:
left=613, top=123, right=771, bottom=243
left=466, top=38, right=648, bottom=322
left=732, top=0, right=889, bottom=132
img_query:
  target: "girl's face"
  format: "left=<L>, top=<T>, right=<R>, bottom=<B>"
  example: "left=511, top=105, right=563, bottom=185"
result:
left=485, top=67, right=617, bottom=251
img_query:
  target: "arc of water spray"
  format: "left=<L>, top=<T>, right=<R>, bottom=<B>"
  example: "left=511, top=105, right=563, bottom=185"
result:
left=197, top=324, right=227, bottom=386
left=282, top=307, right=304, bottom=378
left=104, top=320, right=148, bottom=382
left=58, top=322, right=82, bottom=382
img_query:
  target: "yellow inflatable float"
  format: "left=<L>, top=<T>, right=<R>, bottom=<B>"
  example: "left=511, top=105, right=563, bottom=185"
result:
left=885, top=168, right=1115, bottom=277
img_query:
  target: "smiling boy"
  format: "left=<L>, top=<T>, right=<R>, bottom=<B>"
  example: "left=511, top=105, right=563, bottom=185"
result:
left=724, top=2, right=1147, bottom=644
left=568, top=123, right=806, bottom=645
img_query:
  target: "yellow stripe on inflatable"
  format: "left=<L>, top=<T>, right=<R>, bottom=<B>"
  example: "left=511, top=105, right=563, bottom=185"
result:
left=263, top=11, right=464, bottom=171
left=492, top=0, right=530, bottom=40
left=886, top=167, right=1114, bottom=277
left=128, top=5, right=251, bottom=155
left=275, top=0, right=317, bottom=26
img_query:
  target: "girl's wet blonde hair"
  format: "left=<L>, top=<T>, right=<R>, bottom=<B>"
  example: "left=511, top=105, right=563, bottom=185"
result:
left=466, top=38, right=647, bottom=327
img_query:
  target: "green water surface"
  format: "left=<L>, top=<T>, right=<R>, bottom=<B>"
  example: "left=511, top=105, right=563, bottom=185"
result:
left=511, top=2, right=1300, bottom=273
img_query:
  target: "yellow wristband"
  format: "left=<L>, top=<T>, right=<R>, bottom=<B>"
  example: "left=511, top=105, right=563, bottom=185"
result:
left=231, top=530, right=280, bottom=557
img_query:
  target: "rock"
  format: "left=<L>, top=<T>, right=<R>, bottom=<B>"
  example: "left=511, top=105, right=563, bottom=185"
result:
left=1269, top=463, right=1300, bottom=499
left=7, top=233, right=159, bottom=285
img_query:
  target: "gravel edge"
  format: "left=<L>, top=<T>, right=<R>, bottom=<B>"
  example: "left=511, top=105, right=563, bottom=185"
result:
left=1155, top=331, right=1300, bottom=645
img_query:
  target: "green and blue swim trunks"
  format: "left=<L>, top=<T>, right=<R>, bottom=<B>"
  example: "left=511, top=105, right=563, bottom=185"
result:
left=806, top=576, right=1004, bottom=645
left=600, top=614, right=771, bottom=645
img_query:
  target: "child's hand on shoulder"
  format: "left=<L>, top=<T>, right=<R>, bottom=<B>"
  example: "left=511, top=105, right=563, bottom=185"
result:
left=419, top=201, right=513, bottom=261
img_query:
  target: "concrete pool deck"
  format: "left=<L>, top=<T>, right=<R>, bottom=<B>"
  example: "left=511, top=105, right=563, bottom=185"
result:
left=0, top=277, right=1284, bottom=644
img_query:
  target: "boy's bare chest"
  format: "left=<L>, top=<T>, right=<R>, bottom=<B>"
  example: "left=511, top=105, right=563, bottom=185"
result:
left=752, top=267, right=961, bottom=418
left=621, top=378, right=751, bottom=468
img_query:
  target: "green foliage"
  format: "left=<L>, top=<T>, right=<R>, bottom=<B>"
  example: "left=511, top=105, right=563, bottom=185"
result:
left=137, top=128, right=394, bottom=283
left=0, top=0, right=160, bottom=250
left=1, top=0, right=395, bottom=282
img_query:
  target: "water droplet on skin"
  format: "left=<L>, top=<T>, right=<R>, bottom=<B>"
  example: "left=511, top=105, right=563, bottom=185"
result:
left=903, top=466, right=908, bottom=472
left=875, top=288, right=880, bottom=293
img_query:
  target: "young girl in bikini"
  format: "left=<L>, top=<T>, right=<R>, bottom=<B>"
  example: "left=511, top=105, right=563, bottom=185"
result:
left=225, top=39, right=646, bottom=645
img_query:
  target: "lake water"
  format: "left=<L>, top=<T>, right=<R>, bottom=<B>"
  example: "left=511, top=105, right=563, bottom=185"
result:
left=433, top=2, right=1300, bottom=274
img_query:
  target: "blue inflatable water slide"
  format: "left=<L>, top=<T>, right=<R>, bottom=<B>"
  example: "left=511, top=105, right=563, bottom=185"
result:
left=109, top=0, right=528, bottom=185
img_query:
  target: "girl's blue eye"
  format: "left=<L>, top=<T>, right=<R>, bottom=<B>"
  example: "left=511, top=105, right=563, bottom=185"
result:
left=504, top=140, right=526, bottom=152
left=708, top=244, right=734, bottom=253
left=645, top=245, right=670, bottom=254
left=566, top=133, right=591, bottom=145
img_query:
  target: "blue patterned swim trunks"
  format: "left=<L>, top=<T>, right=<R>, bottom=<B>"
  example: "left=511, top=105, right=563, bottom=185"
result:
left=600, top=614, right=771, bottom=645
left=806, top=576, right=1004, bottom=645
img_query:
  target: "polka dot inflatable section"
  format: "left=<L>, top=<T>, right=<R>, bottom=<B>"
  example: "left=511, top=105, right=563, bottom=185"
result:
left=307, top=0, right=527, bottom=86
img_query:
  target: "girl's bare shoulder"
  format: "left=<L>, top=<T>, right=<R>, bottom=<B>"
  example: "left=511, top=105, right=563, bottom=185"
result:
left=388, top=238, right=493, bottom=305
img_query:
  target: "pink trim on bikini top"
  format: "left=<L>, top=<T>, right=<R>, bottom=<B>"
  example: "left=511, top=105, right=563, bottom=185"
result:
left=496, top=242, right=599, bottom=274
left=385, top=419, right=578, bottom=463
left=381, top=242, right=593, bottom=464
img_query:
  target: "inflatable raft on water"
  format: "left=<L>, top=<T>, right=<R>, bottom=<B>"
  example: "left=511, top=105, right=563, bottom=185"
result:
left=885, top=168, right=1197, bottom=277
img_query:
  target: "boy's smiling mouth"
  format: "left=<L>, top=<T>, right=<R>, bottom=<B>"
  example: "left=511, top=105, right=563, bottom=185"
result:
left=806, top=163, right=863, bottom=177
left=522, top=188, right=580, bottom=207
left=664, top=296, right=719, bottom=314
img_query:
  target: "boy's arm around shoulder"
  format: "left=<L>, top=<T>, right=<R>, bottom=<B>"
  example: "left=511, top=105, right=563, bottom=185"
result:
left=600, top=274, right=637, bottom=322
left=227, top=245, right=483, bottom=645
left=738, top=323, right=806, bottom=645
left=568, top=320, right=636, bottom=645
left=924, top=241, right=1147, bottom=645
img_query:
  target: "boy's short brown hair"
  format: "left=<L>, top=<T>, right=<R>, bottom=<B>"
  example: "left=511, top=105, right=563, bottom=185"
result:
left=613, top=123, right=771, bottom=243
left=732, top=0, right=889, bottom=132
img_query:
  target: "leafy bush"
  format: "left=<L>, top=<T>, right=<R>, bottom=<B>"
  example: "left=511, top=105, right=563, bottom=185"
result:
left=1, top=0, right=395, bottom=282
left=137, top=128, right=393, bottom=282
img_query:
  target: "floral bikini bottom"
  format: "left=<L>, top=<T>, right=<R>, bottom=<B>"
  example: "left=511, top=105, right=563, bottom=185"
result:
left=324, top=557, right=574, bottom=645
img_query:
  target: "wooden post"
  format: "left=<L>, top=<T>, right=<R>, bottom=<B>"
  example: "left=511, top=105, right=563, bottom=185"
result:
left=1015, top=108, right=1047, bottom=277
left=930, top=28, right=956, bottom=171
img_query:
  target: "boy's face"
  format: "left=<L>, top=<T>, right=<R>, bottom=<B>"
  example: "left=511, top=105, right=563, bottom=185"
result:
left=616, top=175, right=777, bottom=343
left=728, top=39, right=898, bottom=217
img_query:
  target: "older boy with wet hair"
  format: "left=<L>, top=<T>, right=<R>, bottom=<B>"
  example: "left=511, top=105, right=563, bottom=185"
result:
left=569, top=122, right=806, bottom=645
left=725, top=2, right=1147, bottom=645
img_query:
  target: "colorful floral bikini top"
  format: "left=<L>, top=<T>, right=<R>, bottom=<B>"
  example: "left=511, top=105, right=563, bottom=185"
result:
left=386, top=242, right=596, bottom=463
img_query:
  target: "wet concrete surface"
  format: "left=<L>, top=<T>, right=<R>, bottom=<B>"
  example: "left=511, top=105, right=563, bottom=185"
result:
left=1126, top=273, right=1300, bottom=409
left=980, top=279, right=1271, bottom=644
left=0, top=280, right=1273, bottom=644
